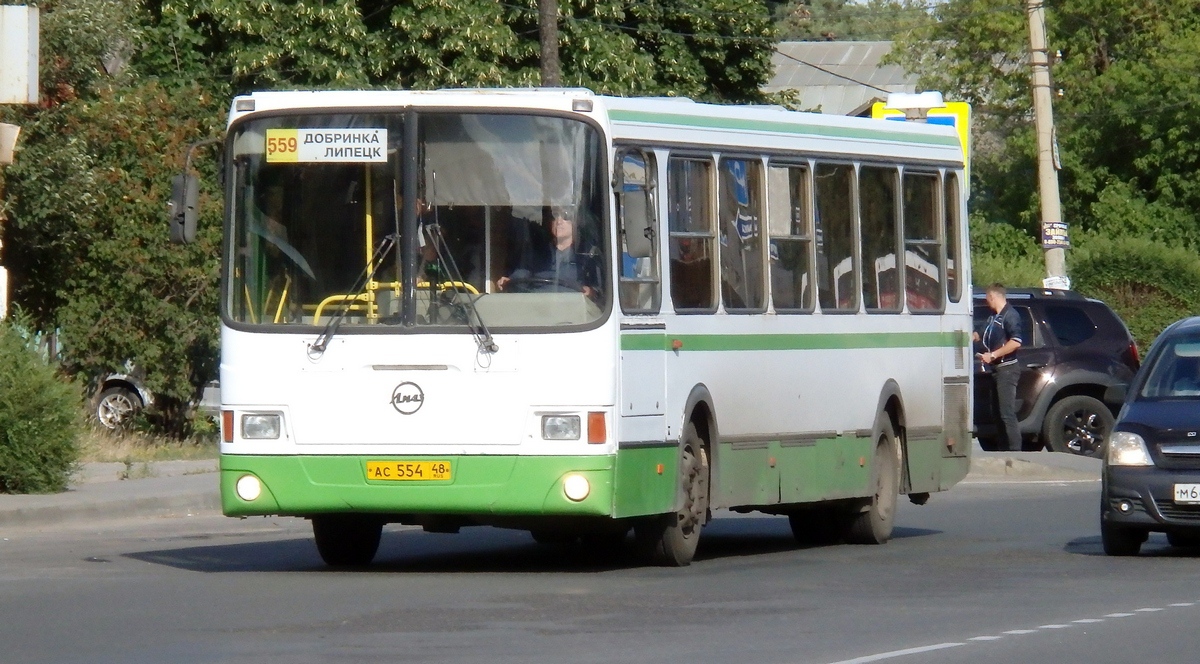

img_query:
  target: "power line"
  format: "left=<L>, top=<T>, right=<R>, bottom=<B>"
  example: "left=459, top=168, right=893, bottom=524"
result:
left=772, top=48, right=893, bottom=93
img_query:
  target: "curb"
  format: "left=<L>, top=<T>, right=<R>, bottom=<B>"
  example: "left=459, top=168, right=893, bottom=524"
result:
left=0, top=469, right=220, bottom=530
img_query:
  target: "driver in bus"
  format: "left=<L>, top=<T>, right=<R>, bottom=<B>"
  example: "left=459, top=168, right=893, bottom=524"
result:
left=497, top=207, right=601, bottom=298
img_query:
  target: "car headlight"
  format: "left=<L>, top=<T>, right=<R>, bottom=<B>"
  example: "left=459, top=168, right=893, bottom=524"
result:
left=241, top=413, right=282, bottom=439
left=542, top=415, right=581, bottom=441
left=1107, top=431, right=1153, bottom=466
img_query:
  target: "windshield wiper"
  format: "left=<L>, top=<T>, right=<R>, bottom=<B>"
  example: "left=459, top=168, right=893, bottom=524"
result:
left=425, top=220, right=498, bottom=354
left=308, top=234, right=398, bottom=358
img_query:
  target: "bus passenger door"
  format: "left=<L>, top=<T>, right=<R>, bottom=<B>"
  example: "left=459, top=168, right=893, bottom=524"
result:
left=615, top=148, right=667, bottom=443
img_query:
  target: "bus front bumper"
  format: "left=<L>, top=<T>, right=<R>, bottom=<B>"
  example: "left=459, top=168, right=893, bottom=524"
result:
left=220, top=454, right=620, bottom=519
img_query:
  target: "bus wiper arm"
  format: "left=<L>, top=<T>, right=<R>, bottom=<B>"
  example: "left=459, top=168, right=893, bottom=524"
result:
left=427, top=222, right=498, bottom=354
left=309, top=234, right=398, bottom=358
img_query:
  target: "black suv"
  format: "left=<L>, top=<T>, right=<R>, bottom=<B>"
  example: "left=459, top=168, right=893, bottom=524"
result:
left=973, top=289, right=1140, bottom=456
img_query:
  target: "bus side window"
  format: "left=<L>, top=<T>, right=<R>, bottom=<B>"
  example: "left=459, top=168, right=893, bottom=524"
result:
left=718, top=157, right=765, bottom=312
left=616, top=149, right=661, bottom=313
left=860, top=165, right=901, bottom=313
left=813, top=163, right=857, bottom=312
left=902, top=171, right=944, bottom=313
left=767, top=163, right=814, bottom=312
left=945, top=171, right=963, bottom=303
left=667, top=157, right=716, bottom=312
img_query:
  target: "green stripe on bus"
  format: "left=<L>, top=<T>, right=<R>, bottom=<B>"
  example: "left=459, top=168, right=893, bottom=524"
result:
left=620, top=331, right=965, bottom=352
left=608, top=109, right=961, bottom=148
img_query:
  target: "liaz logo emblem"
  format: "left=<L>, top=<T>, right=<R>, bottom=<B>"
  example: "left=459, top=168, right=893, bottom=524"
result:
left=391, top=382, right=425, bottom=415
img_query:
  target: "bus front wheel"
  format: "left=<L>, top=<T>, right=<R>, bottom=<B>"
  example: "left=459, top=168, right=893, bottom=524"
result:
left=312, top=515, right=383, bottom=566
left=635, top=423, right=709, bottom=566
left=845, top=420, right=900, bottom=545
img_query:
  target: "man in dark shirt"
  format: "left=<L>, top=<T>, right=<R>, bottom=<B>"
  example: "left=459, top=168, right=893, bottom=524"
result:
left=975, top=283, right=1025, bottom=451
left=497, top=208, right=601, bottom=298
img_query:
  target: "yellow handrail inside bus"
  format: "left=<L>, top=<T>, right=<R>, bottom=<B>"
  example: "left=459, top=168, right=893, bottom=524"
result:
left=417, top=280, right=480, bottom=294
left=313, top=293, right=371, bottom=326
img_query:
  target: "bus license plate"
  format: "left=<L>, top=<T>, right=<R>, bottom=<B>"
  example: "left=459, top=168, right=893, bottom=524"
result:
left=1174, top=483, right=1200, bottom=504
left=366, top=461, right=452, bottom=481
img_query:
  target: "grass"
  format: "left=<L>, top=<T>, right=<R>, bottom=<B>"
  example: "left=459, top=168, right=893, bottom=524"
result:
left=77, top=427, right=219, bottom=464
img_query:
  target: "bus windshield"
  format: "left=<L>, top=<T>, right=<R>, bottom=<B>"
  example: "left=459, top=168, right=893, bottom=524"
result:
left=226, top=111, right=608, bottom=330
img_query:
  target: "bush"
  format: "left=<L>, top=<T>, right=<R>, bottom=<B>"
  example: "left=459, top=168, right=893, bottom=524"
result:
left=1071, top=235, right=1200, bottom=349
left=0, top=318, right=82, bottom=494
left=969, top=215, right=1046, bottom=288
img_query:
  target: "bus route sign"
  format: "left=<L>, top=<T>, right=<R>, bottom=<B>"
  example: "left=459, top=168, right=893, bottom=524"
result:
left=265, top=128, right=388, bottom=163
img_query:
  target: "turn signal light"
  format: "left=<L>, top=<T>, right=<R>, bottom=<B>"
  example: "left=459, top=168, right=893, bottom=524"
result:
left=588, top=411, right=606, bottom=444
left=222, top=410, right=234, bottom=443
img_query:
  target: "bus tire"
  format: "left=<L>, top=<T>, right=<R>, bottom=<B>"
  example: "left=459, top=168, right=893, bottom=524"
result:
left=845, top=420, right=900, bottom=545
left=634, top=423, right=709, bottom=566
left=312, top=515, right=383, bottom=566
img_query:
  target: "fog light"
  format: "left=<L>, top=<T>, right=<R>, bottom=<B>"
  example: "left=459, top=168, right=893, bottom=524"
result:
left=563, top=474, right=590, bottom=502
left=242, top=413, right=281, bottom=439
left=1118, top=500, right=1133, bottom=514
left=235, top=474, right=262, bottom=501
left=542, top=415, right=581, bottom=440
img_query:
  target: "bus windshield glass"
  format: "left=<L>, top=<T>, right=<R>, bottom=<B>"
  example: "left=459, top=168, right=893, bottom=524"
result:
left=226, top=111, right=608, bottom=330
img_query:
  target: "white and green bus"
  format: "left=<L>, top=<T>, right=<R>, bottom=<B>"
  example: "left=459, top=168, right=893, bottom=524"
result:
left=185, top=88, right=973, bottom=567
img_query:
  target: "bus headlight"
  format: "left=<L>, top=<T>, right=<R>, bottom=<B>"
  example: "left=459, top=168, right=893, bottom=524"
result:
left=242, top=413, right=282, bottom=439
left=542, top=415, right=581, bottom=441
left=1107, top=431, right=1154, bottom=466
left=563, top=474, right=590, bottom=502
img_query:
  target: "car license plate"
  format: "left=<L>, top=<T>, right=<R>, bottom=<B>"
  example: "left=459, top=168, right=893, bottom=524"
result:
left=1174, top=483, right=1200, bottom=504
left=366, top=461, right=452, bottom=481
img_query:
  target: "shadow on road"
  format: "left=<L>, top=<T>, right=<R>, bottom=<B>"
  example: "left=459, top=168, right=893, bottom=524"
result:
left=126, top=516, right=942, bottom=574
left=1065, top=533, right=1200, bottom=558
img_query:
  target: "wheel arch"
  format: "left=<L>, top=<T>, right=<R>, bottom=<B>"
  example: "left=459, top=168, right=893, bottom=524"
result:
left=872, top=379, right=909, bottom=493
left=680, top=383, right=717, bottom=511
left=96, top=376, right=151, bottom=408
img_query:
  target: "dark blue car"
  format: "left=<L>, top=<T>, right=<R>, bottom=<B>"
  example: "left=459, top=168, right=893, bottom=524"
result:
left=1101, top=316, right=1200, bottom=555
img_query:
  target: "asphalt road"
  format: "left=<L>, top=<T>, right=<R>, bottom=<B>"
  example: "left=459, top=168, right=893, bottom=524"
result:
left=1, top=477, right=1198, bottom=664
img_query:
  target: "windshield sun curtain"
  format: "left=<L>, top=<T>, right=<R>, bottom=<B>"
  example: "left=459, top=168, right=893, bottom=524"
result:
left=227, top=111, right=608, bottom=331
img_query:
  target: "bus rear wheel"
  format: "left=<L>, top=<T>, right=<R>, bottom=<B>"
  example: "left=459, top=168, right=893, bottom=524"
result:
left=845, top=420, right=900, bottom=545
left=312, top=515, right=383, bottom=566
left=635, top=423, right=709, bottom=566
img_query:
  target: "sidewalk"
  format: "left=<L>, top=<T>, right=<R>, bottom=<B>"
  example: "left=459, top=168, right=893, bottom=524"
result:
left=0, top=460, right=220, bottom=530
left=0, top=445, right=1101, bottom=530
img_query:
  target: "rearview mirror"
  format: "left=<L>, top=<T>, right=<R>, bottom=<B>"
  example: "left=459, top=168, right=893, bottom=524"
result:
left=168, top=173, right=198, bottom=244
left=616, top=151, right=655, bottom=259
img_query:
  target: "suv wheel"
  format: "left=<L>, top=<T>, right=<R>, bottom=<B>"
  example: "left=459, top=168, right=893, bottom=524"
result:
left=96, top=386, right=143, bottom=431
left=1043, top=395, right=1114, bottom=457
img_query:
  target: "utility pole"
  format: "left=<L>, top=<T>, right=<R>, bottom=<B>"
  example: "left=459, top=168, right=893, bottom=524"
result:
left=1026, top=0, right=1069, bottom=290
left=538, top=0, right=561, bottom=87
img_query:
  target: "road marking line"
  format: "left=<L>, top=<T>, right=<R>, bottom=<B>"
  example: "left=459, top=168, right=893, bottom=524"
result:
left=1105, top=613, right=1134, bottom=618
left=822, top=642, right=964, bottom=664
left=1169, top=603, right=1194, bottom=607
left=1072, top=619, right=1104, bottom=624
left=968, top=636, right=1003, bottom=641
left=1038, top=624, right=1071, bottom=629
left=1003, top=629, right=1037, bottom=635
left=1135, top=608, right=1163, bottom=612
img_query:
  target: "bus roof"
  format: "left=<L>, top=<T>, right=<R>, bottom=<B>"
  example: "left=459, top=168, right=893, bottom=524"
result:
left=230, top=88, right=965, bottom=167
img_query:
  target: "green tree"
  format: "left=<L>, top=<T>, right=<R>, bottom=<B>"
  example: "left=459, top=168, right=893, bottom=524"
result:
left=891, top=0, right=1200, bottom=247
left=771, top=0, right=933, bottom=42
left=136, top=0, right=776, bottom=101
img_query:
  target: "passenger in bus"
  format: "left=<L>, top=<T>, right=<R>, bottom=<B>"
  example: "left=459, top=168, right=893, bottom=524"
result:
left=497, top=207, right=601, bottom=298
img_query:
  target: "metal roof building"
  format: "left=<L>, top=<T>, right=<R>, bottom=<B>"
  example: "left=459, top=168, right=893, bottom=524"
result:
left=764, top=41, right=918, bottom=116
